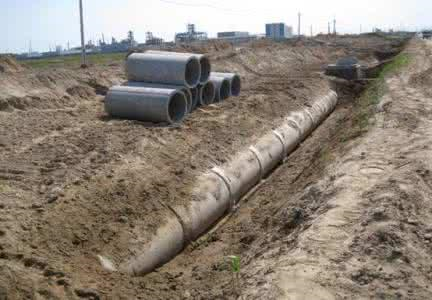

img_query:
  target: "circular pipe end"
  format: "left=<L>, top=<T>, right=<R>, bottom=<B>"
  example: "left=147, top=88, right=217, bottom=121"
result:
left=167, top=92, right=188, bottom=124
left=199, top=56, right=211, bottom=84
left=190, top=87, right=199, bottom=110
left=181, top=88, right=193, bottom=113
left=185, top=57, right=201, bottom=88
left=219, top=79, right=231, bottom=101
left=199, top=82, right=216, bottom=106
left=230, top=75, right=241, bottom=97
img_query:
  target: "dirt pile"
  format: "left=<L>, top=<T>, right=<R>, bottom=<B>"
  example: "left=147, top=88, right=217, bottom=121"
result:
left=0, top=55, right=23, bottom=73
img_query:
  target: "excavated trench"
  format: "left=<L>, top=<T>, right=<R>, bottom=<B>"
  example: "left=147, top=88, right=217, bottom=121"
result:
left=114, top=46, right=405, bottom=279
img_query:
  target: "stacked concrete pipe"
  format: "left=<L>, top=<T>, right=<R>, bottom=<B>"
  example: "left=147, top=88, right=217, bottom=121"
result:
left=126, top=52, right=201, bottom=88
left=197, top=81, right=216, bottom=106
left=105, top=86, right=188, bottom=124
left=106, top=51, right=241, bottom=122
left=119, top=90, right=338, bottom=275
left=211, top=72, right=241, bottom=97
left=124, top=81, right=194, bottom=113
left=146, top=50, right=211, bottom=84
left=210, top=76, right=231, bottom=102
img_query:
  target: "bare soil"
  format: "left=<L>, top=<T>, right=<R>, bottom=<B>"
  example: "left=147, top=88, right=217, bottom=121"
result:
left=0, top=35, right=413, bottom=299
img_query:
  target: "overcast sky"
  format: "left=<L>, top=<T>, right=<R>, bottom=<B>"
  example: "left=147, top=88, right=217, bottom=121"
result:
left=1, top=0, right=431, bottom=54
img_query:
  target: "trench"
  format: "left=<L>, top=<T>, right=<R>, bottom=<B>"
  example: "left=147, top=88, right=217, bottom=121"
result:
left=108, top=48, right=404, bottom=279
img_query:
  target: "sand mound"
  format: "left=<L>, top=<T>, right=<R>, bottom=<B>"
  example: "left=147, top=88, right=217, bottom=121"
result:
left=0, top=55, right=23, bottom=73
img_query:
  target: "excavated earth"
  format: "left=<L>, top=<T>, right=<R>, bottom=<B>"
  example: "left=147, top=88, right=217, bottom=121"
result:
left=0, top=35, right=416, bottom=299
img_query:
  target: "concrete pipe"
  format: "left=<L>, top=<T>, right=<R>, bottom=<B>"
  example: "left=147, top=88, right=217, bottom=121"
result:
left=119, top=91, right=338, bottom=276
left=212, top=150, right=262, bottom=205
left=105, top=86, right=188, bottom=124
left=125, top=81, right=193, bottom=113
left=250, top=132, right=286, bottom=179
left=120, top=216, right=185, bottom=276
left=210, top=76, right=231, bottom=102
left=173, top=172, right=231, bottom=242
left=126, top=53, right=201, bottom=88
left=121, top=172, right=231, bottom=275
left=189, top=87, right=199, bottom=110
left=211, top=72, right=241, bottom=96
left=273, top=123, right=302, bottom=157
left=147, top=50, right=211, bottom=84
left=197, top=81, right=216, bottom=106
left=286, top=110, right=314, bottom=140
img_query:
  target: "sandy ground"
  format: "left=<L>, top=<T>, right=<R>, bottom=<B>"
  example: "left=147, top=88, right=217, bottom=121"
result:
left=0, top=35, right=412, bottom=299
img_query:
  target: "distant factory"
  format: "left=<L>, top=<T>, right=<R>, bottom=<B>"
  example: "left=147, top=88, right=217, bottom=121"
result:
left=16, top=22, right=298, bottom=60
left=175, top=24, right=208, bottom=43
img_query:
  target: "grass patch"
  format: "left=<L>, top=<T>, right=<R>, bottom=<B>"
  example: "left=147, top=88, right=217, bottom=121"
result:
left=0, top=182, right=10, bottom=193
left=21, top=52, right=127, bottom=69
left=340, top=53, right=411, bottom=142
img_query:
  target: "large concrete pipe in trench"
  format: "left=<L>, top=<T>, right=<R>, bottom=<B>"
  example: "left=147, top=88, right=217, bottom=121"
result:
left=124, top=81, right=193, bottom=113
left=210, top=76, right=231, bottom=102
left=105, top=86, right=188, bottom=124
left=147, top=50, right=211, bottom=84
left=211, top=72, right=241, bottom=96
left=197, top=81, right=216, bottom=106
left=119, top=90, right=338, bottom=276
left=126, top=53, right=201, bottom=88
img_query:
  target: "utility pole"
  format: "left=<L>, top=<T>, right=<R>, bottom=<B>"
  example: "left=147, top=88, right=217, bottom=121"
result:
left=360, top=24, right=362, bottom=34
left=333, top=18, right=337, bottom=36
left=310, top=25, right=313, bottom=37
left=79, top=0, right=87, bottom=66
left=298, top=12, right=301, bottom=39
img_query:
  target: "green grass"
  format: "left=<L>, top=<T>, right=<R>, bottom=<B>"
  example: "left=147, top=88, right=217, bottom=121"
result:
left=21, top=52, right=127, bottom=69
left=0, top=182, right=9, bottom=193
left=340, top=53, right=411, bottom=142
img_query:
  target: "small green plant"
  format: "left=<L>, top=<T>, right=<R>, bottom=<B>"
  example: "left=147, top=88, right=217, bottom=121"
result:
left=227, top=255, right=241, bottom=297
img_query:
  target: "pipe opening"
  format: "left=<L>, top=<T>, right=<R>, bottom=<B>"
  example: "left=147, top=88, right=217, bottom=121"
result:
left=200, top=82, right=216, bottom=105
left=231, top=75, right=241, bottom=96
left=219, top=79, right=231, bottom=101
left=181, top=88, right=192, bottom=112
left=190, top=87, right=199, bottom=110
left=185, top=58, right=201, bottom=87
left=168, top=92, right=187, bottom=123
left=199, top=57, right=211, bottom=83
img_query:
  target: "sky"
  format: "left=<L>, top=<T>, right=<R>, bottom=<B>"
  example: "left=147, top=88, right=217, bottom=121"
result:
left=1, top=0, right=431, bottom=54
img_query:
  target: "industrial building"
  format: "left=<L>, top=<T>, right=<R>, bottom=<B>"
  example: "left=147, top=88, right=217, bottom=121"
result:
left=175, top=24, right=208, bottom=44
left=217, top=31, right=249, bottom=39
left=145, top=32, right=164, bottom=46
left=100, top=31, right=138, bottom=53
left=265, top=23, right=293, bottom=39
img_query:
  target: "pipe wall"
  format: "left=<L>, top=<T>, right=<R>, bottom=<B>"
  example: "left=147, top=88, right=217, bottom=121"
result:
left=147, top=50, right=211, bottom=84
left=105, top=86, right=188, bottom=124
left=125, top=81, right=193, bottom=113
left=126, top=53, right=201, bottom=88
